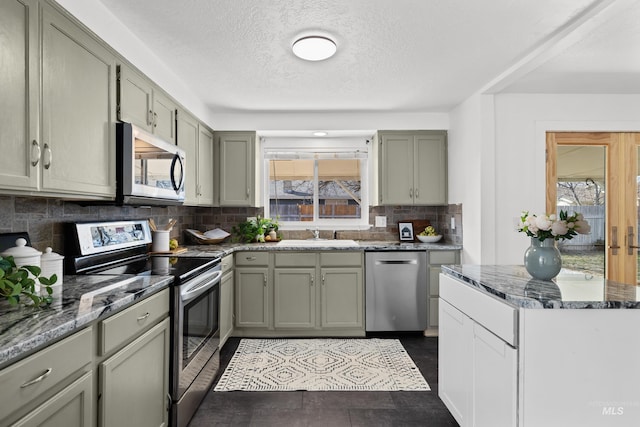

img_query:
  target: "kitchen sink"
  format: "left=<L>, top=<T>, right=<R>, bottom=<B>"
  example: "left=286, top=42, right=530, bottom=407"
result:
left=276, top=239, right=359, bottom=247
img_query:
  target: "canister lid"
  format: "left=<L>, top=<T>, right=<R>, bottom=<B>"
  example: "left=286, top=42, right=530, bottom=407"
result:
left=0, top=238, right=42, bottom=258
left=41, top=247, right=64, bottom=261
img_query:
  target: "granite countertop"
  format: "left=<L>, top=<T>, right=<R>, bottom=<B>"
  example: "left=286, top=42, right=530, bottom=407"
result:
left=442, top=265, right=640, bottom=309
left=179, top=240, right=463, bottom=258
left=0, top=240, right=461, bottom=369
left=0, top=274, right=172, bottom=369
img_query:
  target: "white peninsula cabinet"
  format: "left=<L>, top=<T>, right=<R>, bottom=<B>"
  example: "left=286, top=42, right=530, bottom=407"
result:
left=1, top=0, right=117, bottom=199
left=439, top=268, right=640, bottom=427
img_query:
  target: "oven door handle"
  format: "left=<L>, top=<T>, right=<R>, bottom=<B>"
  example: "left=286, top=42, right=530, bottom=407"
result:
left=180, top=270, right=222, bottom=303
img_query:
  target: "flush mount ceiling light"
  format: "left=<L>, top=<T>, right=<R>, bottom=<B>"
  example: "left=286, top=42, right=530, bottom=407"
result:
left=292, top=36, right=337, bottom=61
left=313, top=131, right=328, bottom=136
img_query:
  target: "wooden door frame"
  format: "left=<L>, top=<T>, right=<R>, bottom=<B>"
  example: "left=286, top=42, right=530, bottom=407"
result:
left=546, top=132, right=639, bottom=284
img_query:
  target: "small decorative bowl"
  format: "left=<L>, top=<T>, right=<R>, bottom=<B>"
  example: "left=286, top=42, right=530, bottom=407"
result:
left=417, top=235, right=442, bottom=243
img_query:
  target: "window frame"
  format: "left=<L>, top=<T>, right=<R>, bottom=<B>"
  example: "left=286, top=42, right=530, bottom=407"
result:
left=262, top=137, right=371, bottom=230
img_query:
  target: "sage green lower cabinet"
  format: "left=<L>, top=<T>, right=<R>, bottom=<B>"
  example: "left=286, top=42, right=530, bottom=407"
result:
left=219, top=254, right=235, bottom=348
left=426, top=250, right=460, bottom=333
left=0, top=327, right=93, bottom=426
left=274, top=268, right=316, bottom=328
left=235, top=267, right=270, bottom=328
left=234, top=251, right=364, bottom=337
left=321, top=267, right=363, bottom=329
left=12, top=371, right=94, bottom=427
left=99, top=318, right=170, bottom=427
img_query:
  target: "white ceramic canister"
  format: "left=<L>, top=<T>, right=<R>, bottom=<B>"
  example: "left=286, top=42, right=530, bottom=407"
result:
left=151, top=230, right=170, bottom=252
left=41, top=247, right=64, bottom=285
left=1, top=238, right=42, bottom=269
left=1, top=238, right=43, bottom=293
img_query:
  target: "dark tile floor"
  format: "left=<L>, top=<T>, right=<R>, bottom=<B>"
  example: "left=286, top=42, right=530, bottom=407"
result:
left=188, top=334, right=459, bottom=427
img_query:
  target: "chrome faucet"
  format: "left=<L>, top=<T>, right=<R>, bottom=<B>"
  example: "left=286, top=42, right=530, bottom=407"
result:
left=307, top=227, right=320, bottom=240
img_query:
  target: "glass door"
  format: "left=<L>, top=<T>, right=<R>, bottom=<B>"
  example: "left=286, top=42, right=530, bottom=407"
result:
left=547, top=132, right=640, bottom=285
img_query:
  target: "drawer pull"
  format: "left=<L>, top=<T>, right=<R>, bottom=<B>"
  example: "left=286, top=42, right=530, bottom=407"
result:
left=21, top=368, right=52, bottom=388
left=246, top=256, right=257, bottom=261
left=137, top=312, right=151, bottom=321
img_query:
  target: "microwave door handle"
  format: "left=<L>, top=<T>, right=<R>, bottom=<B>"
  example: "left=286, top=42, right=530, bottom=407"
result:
left=170, top=153, right=184, bottom=194
left=181, top=270, right=222, bottom=303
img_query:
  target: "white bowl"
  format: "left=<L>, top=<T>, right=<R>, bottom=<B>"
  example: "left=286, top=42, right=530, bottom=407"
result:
left=417, top=235, right=442, bottom=243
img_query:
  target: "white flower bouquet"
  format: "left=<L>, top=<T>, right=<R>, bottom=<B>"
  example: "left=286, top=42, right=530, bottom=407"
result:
left=517, top=210, right=591, bottom=242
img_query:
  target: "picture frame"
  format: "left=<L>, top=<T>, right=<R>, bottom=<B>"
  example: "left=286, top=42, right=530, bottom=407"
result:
left=398, top=222, right=414, bottom=241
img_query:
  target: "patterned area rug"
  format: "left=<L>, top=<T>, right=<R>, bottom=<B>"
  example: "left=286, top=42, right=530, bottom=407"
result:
left=214, top=338, right=430, bottom=392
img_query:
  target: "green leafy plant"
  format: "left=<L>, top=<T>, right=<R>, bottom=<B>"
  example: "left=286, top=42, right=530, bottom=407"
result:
left=0, top=256, right=57, bottom=307
left=232, top=216, right=279, bottom=243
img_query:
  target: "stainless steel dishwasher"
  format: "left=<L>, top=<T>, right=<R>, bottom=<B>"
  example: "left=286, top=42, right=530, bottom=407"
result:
left=365, top=251, right=427, bottom=331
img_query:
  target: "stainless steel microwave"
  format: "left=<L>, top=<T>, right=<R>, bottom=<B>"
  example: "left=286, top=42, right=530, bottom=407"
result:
left=116, top=122, right=186, bottom=205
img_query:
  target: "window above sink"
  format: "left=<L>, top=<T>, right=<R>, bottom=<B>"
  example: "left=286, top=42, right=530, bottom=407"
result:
left=262, top=136, right=372, bottom=231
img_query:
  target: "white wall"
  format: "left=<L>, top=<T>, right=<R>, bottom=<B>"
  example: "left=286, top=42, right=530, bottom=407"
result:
left=449, top=94, right=483, bottom=264
left=491, top=93, right=640, bottom=264
left=211, top=111, right=449, bottom=132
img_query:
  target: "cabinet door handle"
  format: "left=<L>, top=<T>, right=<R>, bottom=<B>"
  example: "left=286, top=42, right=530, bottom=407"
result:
left=166, top=393, right=172, bottom=413
left=153, top=112, right=158, bottom=128
left=148, top=110, right=154, bottom=126
left=311, top=275, right=314, bottom=286
left=322, top=274, right=325, bottom=285
left=246, top=187, right=250, bottom=197
left=415, top=188, right=419, bottom=198
left=21, top=368, right=52, bottom=388
left=31, top=140, right=41, bottom=166
left=409, top=188, right=413, bottom=198
left=43, top=143, right=52, bottom=170
left=263, top=273, right=267, bottom=286
left=137, top=312, right=151, bottom=321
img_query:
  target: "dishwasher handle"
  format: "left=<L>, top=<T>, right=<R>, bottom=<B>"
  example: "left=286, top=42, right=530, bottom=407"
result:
left=375, top=259, right=418, bottom=265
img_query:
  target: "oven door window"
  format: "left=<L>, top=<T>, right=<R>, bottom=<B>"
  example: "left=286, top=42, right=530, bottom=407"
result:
left=183, top=284, right=219, bottom=365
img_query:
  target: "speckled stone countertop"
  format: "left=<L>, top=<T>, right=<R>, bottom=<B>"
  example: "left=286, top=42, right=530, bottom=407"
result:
left=0, top=240, right=460, bottom=369
left=442, top=265, right=640, bottom=309
left=0, top=275, right=172, bottom=369
left=179, top=240, right=463, bottom=258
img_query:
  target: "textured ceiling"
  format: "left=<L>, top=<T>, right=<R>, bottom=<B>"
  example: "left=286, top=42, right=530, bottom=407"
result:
left=95, top=0, right=639, bottom=114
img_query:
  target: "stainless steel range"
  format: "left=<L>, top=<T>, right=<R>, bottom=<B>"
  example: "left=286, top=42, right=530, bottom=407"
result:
left=65, top=220, right=221, bottom=427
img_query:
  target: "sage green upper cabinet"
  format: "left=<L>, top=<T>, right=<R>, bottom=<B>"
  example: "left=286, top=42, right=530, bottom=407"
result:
left=379, top=130, right=447, bottom=205
left=216, top=131, right=259, bottom=207
left=0, top=0, right=38, bottom=191
left=177, top=108, right=199, bottom=205
left=177, top=110, right=214, bottom=206
left=0, top=0, right=117, bottom=198
left=197, top=124, right=215, bottom=206
left=41, top=2, right=116, bottom=197
left=118, top=64, right=177, bottom=144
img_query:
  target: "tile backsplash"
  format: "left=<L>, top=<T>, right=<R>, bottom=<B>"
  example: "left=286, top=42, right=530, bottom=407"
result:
left=0, top=195, right=462, bottom=254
